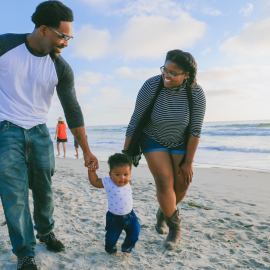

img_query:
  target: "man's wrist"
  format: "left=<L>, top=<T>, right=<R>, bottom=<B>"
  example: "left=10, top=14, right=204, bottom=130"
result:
left=83, top=149, right=92, bottom=155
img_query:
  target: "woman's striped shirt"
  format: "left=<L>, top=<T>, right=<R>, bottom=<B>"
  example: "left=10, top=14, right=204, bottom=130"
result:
left=126, top=75, right=206, bottom=148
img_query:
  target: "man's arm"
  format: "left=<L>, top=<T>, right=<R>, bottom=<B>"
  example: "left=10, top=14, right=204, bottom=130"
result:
left=71, top=127, right=98, bottom=168
left=53, top=55, right=98, bottom=169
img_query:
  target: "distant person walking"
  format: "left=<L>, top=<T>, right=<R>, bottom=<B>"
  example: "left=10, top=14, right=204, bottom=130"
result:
left=123, top=50, right=206, bottom=250
left=55, top=117, right=67, bottom=158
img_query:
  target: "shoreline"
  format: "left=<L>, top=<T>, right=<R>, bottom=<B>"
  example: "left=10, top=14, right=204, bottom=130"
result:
left=53, top=143, right=270, bottom=172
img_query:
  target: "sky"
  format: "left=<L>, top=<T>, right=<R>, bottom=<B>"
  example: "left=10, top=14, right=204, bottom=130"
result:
left=1, top=0, right=270, bottom=127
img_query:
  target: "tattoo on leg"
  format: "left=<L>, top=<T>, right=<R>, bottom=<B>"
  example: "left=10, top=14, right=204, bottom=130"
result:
left=73, top=128, right=81, bottom=142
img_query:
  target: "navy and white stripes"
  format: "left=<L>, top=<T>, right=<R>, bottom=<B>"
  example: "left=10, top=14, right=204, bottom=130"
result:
left=126, top=75, right=206, bottom=148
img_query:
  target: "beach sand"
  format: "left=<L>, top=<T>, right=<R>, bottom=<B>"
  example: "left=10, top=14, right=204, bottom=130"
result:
left=1, top=158, right=270, bottom=270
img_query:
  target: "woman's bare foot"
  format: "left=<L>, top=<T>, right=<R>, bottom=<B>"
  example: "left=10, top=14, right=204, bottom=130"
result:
left=56, top=154, right=60, bottom=157
left=123, top=252, right=130, bottom=257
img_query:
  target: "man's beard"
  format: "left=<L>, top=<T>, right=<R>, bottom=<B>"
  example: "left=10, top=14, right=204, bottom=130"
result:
left=51, top=45, right=65, bottom=57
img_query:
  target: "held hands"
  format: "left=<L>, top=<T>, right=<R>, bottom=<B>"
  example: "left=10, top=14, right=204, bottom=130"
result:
left=87, top=162, right=97, bottom=172
left=179, top=162, right=193, bottom=185
left=83, top=151, right=99, bottom=170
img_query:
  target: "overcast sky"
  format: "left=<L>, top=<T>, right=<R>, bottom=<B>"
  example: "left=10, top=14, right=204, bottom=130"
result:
left=1, top=0, right=270, bottom=127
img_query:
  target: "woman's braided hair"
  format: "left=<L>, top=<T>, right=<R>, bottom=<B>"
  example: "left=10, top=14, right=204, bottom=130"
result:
left=165, top=50, right=197, bottom=88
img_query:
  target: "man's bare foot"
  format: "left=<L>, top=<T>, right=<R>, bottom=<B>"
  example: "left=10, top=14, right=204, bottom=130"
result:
left=123, top=252, right=130, bottom=257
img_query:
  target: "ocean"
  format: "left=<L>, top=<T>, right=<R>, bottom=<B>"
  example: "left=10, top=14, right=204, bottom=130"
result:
left=49, top=120, right=270, bottom=171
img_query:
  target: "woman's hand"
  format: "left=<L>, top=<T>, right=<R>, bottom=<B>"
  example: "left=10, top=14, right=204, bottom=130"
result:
left=179, top=162, right=193, bottom=185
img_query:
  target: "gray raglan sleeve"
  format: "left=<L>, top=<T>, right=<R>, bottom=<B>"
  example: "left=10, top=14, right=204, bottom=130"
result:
left=0, top=33, right=26, bottom=57
left=54, top=55, right=84, bottom=129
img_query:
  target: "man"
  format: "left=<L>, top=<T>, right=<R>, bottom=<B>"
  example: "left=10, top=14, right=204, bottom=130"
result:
left=0, top=1, right=98, bottom=269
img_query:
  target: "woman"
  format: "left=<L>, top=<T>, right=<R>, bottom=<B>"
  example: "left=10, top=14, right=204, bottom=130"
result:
left=123, top=50, right=206, bottom=249
left=55, top=117, right=67, bottom=158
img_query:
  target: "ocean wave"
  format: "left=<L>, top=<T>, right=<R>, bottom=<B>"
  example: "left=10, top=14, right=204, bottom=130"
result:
left=91, top=141, right=120, bottom=145
left=202, top=130, right=270, bottom=136
left=202, top=122, right=270, bottom=137
left=89, top=127, right=127, bottom=132
left=199, top=146, right=270, bottom=154
left=205, top=123, right=270, bottom=129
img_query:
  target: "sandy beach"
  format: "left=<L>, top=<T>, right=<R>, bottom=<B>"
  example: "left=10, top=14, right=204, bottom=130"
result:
left=1, top=157, right=270, bottom=270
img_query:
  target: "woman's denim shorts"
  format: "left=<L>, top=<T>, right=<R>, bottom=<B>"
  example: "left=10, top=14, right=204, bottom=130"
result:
left=140, top=133, right=186, bottom=155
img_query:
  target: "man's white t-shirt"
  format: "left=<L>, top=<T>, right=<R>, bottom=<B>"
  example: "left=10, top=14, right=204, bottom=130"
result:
left=101, top=177, right=133, bottom=216
left=0, top=33, right=84, bottom=129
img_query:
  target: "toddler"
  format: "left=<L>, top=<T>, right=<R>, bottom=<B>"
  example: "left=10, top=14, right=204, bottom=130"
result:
left=88, top=153, right=140, bottom=256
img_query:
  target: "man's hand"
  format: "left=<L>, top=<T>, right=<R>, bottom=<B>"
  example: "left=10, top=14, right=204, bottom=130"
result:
left=179, top=162, right=193, bottom=185
left=84, top=151, right=99, bottom=170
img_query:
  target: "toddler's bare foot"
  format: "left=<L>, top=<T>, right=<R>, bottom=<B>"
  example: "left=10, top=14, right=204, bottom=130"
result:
left=111, top=251, right=118, bottom=255
left=123, top=252, right=130, bottom=257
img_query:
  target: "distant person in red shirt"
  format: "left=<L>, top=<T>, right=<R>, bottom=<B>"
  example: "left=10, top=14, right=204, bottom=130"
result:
left=55, top=117, right=67, bottom=158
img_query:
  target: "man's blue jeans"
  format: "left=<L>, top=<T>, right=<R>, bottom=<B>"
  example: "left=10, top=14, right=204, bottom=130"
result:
left=0, top=121, right=55, bottom=258
left=105, top=210, right=140, bottom=254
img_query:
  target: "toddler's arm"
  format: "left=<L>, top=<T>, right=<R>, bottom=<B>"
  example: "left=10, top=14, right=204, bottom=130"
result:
left=88, top=169, right=104, bottom=188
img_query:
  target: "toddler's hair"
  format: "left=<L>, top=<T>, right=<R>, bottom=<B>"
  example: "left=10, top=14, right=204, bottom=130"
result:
left=108, top=153, right=133, bottom=171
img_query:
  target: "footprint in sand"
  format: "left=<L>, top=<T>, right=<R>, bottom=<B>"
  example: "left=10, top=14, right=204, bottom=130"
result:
left=79, top=218, right=89, bottom=222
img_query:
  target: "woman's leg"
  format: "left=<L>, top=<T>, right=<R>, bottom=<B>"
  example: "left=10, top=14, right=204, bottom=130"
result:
left=62, top=142, right=66, bottom=158
left=56, top=142, right=60, bottom=156
left=171, top=154, right=190, bottom=204
left=144, top=151, right=176, bottom=218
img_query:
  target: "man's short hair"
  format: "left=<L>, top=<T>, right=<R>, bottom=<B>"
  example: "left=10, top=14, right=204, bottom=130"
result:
left=31, top=0, right=74, bottom=28
left=108, top=153, right=133, bottom=171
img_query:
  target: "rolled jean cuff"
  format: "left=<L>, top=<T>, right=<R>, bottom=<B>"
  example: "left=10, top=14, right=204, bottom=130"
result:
left=17, top=246, right=36, bottom=258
